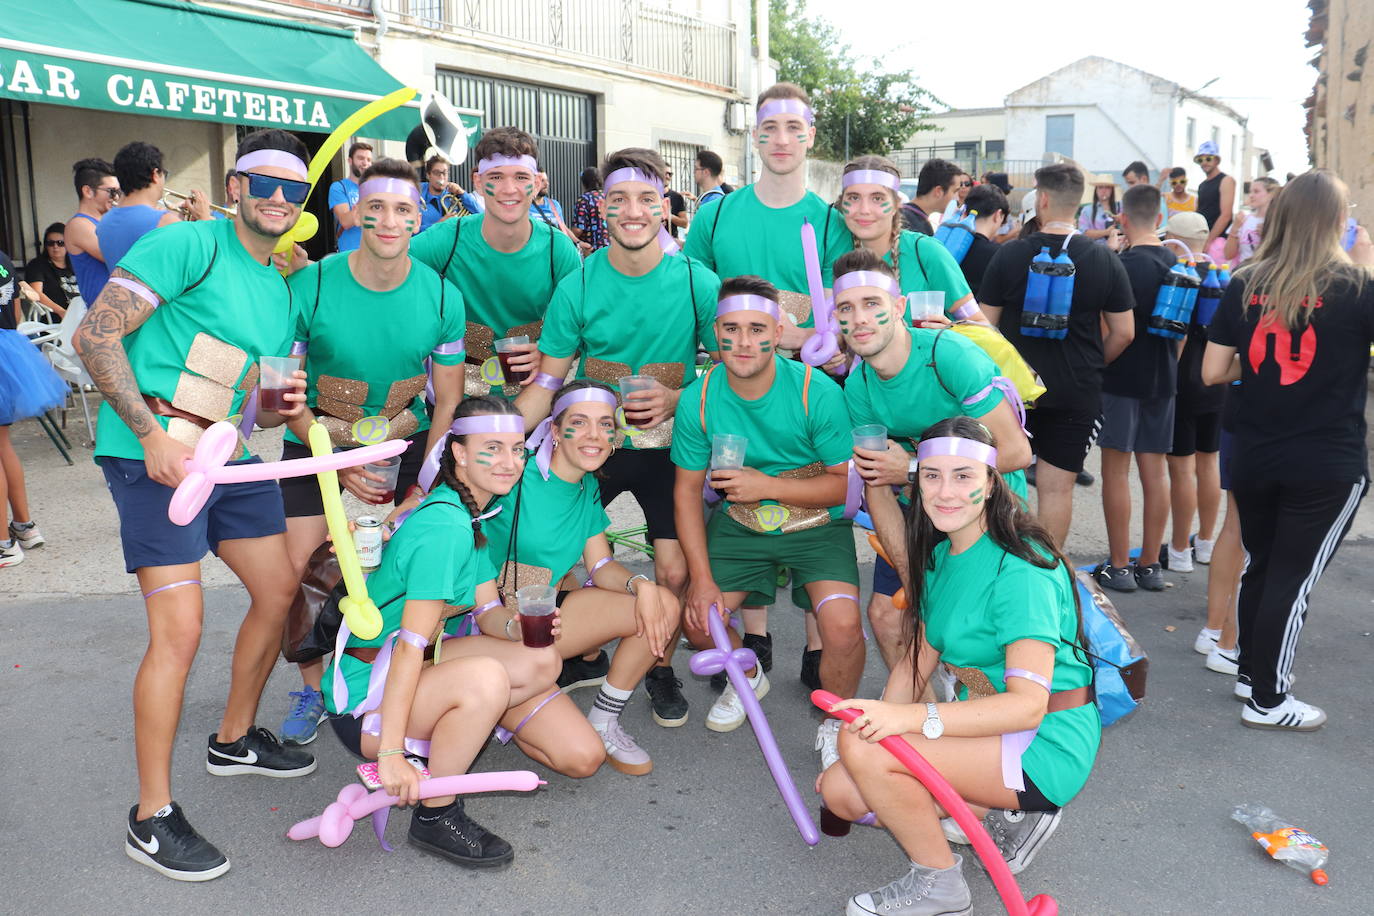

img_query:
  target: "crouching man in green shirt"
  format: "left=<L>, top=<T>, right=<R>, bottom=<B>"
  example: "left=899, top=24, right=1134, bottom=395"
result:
left=671, top=275, right=863, bottom=769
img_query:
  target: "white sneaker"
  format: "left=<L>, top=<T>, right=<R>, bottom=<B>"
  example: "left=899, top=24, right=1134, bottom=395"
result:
left=941, top=817, right=971, bottom=845
left=1193, top=627, right=1221, bottom=655
left=0, top=539, right=23, bottom=569
left=1206, top=645, right=1239, bottom=676
left=1234, top=678, right=1252, bottom=702
left=8, top=520, right=44, bottom=549
left=1241, top=695, right=1327, bottom=731
left=815, top=719, right=841, bottom=771
left=1193, top=537, right=1216, bottom=564
left=705, top=669, right=769, bottom=733
left=1166, top=545, right=1194, bottom=573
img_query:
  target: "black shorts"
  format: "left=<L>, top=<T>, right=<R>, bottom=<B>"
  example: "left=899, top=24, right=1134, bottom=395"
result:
left=598, top=446, right=677, bottom=542
left=1025, top=405, right=1101, bottom=475
left=1016, top=770, right=1058, bottom=813
left=1168, top=409, right=1221, bottom=458
left=280, top=436, right=428, bottom=518
left=328, top=713, right=366, bottom=760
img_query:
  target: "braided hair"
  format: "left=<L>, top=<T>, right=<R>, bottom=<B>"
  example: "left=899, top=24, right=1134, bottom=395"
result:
left=437, top=394, right=523, bottom=548
left=839, top=155, right=904, bottom=285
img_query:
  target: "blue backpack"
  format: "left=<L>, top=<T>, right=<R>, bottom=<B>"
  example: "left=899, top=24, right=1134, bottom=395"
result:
left=1074, top=568, right=1148, bottom=726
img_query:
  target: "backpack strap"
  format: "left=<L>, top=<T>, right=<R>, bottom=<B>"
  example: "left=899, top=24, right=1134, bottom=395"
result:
left=181, top=239, right=218, bottom=296
left=547, top=220, right=557, bottom=288
left=441, top=215, right=462, bottom=280
left=926, top=326, right=958, bottom=400
left=913, top=233, right=930, bottom=286
left=801, top=364, right=813, bottom=416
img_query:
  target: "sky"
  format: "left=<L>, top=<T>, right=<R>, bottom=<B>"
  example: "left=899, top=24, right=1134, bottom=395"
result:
left=805, top=0, right=1316, bottom=177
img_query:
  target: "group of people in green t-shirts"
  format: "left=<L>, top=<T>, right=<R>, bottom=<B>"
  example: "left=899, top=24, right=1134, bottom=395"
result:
left=78, top=89, right=1101, bottom=914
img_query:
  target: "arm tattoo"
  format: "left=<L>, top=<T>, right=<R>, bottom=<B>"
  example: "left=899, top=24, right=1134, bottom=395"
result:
left=73, top=267, right=162, bottom=439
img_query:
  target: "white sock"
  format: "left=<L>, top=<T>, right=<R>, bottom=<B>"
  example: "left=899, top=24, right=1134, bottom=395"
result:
left=587, top=682, right=633, bottom=727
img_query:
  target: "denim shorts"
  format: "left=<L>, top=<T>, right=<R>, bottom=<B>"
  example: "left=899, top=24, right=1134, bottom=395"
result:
left=101, top=455, right=286, bottom=573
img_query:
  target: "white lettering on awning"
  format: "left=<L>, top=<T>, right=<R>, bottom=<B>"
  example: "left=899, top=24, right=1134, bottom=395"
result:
left=135, top=78, right=164, bottom=109
left=42, top=64, right=79, bottom=100
left=192, top=84, right=215, bottom=114
left=165, top=81, right=189, bottom=112
left=7, top=59, right=41, bottom=94
left=107, top=73, right=133, bottom=105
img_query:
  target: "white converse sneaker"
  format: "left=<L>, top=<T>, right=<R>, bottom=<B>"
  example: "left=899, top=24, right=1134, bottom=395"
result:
left=592, top=719, right=653, bottom=775
left=847, top=855, right=972, bottom=916
left=1166, top=544, right=1194, bottom=572
left=940, top=817, right=971, bottom=845
left=705, top=669, right=769, bottom=733
left=982, top=808, right=1064, bottom=875
left=1193, top=627, right=1221, bottom=655
left=1241, top=695, right=1327, bottom=731
left=816, top=719, right=841, bottom=771
left=1193, top=537, right=1216, bottom=564
left=1205, top=645, right=1239, bottom=676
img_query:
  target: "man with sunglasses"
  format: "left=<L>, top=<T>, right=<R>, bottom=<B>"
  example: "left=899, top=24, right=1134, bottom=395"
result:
left=98, top=141, right=211, bottom=271
left=1163, top=167, right=1198, bottom=215
left=74, top=129, right=317, bottom=883
left=65, top=157, right=120, bottom=305
left=1193, top=141, right=1235, bottom=260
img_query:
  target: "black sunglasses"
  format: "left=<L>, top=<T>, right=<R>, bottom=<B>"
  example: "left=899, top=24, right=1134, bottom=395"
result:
left=45, top=238, right=65, bottom=247
left=236, top=170, right=310, bottom=205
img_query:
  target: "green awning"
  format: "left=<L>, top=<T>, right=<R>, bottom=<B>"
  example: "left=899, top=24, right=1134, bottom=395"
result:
left=0, top=0, right=445, bottom=139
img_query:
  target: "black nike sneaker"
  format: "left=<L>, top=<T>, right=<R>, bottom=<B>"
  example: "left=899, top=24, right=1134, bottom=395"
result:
left=409, top=799, right=514, bottom=868
left=206, top=726, right=316, bottom=777
left=125, top=802, right=230, bottom=882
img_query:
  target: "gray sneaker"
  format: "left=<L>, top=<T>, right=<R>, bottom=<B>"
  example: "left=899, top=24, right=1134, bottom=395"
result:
left=1093, top=561, right=1136, bottom=593
left=846, top=854, right=971, bottom=916
left=1133, top=562, right=1166, bottom=592
left=8, top=520, right=44, bottom=549
left=982, top=808, right=1063, bottom=875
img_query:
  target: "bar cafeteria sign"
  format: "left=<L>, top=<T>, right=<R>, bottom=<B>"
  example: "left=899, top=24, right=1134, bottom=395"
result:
left=0, top=47, right=335, bottom=130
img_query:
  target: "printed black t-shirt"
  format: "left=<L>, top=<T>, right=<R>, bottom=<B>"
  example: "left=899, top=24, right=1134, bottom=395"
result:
left=979, top=231, right=1134, bottom=411
left=1208, top=267, right=1374, bottom=482
left=1104, top=244, right=1178, bottom=400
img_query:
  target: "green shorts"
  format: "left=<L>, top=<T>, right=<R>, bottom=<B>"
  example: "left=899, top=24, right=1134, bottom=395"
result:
left=706, top=512, right=859, bottom=608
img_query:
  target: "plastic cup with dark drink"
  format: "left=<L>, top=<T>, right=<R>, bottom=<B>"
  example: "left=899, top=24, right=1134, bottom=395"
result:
left=495, top=335, right=531, bottom=386
left=516, top=584, right=557, bottom=648
left=819, top=805, right=853, bottom=837
left=710, top=433, right=747, bottom=500
left=363, top=457, right=401, bottom=505
left=906, top=291, right=945, bottom=325
left=259, top=355, right=297, bottom=411
left=619, top=375, right=658, bottom=428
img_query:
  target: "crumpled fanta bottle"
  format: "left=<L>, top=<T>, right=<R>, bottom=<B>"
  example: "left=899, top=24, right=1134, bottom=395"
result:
left=1232, top=804, right=1330, bottom=885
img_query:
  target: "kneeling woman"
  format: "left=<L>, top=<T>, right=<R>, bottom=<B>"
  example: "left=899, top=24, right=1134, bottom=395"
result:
left=472, top=381, right=680, bottom=775
left=820, top=416, right=1100, bottom=916
left=322, top=397, right=558, bottom=868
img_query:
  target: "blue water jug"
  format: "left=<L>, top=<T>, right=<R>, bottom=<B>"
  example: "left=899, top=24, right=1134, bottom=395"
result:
left=1177, top=259, right=1201, bottom=326
left=940, top=210, right=978, bottom=264
left=1148, top=258, right=1191, bottom=340
left=1020, top=247, right=1054, bottom=338
left=1194, top=261, right=1223, bottom=326
left=1217, top=262, right=1231, bottom=289
left=1042, top=248, right=1075, bottom=340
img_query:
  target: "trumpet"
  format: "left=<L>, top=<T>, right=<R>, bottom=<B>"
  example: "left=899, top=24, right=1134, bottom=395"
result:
left=161, top=188, right=236, bottom=219
left=439, top=190, right=470, bottom=218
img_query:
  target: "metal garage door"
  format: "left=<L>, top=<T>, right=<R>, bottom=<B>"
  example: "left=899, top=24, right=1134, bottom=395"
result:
left=434, top=70, right=595, bottom=216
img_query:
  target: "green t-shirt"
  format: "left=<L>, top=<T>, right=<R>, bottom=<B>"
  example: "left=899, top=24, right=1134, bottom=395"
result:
left=284, top=253, right=466, bottom=445
left=94, top=218, right=298, bottom=461
left=540, top=249, right=720, bottom=449
left=672, top=357, right=853, bottom=529
left=408, top=213, right=581, bottom=334
left=683, top=186, right=851, bottom=326
left=477, top=460, right=611, bottom=587
left=889, top=230, right=974, bottom=316
left=845, top=328, right=1026, bottom=500
left=321, top=484, right=480, bottom=715
left=922, top=533, right=1101, bottom=806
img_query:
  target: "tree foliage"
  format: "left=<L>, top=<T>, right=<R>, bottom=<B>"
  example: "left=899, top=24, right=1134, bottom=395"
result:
left=766, top=0, right=940, bottom=159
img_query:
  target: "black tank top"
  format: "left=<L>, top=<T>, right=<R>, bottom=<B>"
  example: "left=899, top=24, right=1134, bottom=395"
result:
left=1197, top=172, right=1227, bottom=229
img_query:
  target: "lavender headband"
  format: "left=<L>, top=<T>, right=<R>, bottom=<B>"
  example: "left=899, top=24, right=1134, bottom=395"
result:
left=234, top=149, right=308, bottom=180
left=528, top=388, right=621, bottom=479
left=916, top=436, right=998, bottom=468
left=357, top=177, right=422, bottom=208
left=757, top=98, right=814, bottom=126
left=604, top=167, right=664, bottom=196
left=833, top=270, right=901, bottom=299
left=477, top=154, right=538, bottom=176
left=417, top=413, right=527, bottom=494
left=841, top=169, right=902, bottom=192
left=716, top=294, right=781, bottom=321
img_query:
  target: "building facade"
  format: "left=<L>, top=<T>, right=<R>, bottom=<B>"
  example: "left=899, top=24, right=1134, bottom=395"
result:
left=1307, top=0, right=1374, bottom=215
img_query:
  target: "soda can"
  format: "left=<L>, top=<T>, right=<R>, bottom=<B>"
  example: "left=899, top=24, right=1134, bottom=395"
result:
left=355, top=515, right=383, bottom=572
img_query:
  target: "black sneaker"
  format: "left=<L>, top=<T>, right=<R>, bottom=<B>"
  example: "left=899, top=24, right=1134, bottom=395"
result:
left=1025, top=464, right=1037, bottom=488
left=558, top=650, right=610, bottom=692
left=800, top=648, right=823, bottom=691
left=126, top=802, right=230, bottom=882
left=1075, top=470, right=1095, bottom=486
left=1133, top=562, right=1166, bottom=592
left=207, top=726, right=317, bottom=777
left=408, top=799, right=514, bottom=868
left=713, top=632, right=774, bottom=691
left=644, top=665, right=689, bottom=727
left=1092, top=560, right=1137, bottom=593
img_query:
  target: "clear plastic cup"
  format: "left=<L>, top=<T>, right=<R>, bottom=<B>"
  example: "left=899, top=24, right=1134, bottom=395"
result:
left=363, top=457, right=401, bottom=505
left=907, top=291, right=945, bottom=323
left=710, top=433, right=748, bottom=470
left=618, top=375, right=658, bottom=428
left=258, top=355, right=298, bottom=411
left=516, top=584, right=557, bottom=648
left=495, top=335, right=531, bottom=385
left=852, top=424, right=888, bottom=451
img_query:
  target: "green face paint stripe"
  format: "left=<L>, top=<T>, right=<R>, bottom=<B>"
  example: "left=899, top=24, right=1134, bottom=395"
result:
left=970, top=488, right=984, bottom=504
left=719, top=339, right=733, bottom=351
left=523, top=184, right=535, bottom=196
left=837, top=318, right=850, bottom=327
left=361, top=216, right=378, bottom=228
left=757, top=134, right=770, bottom=144
left=879, top=200, right=894, bottom=213
left=876, top=314, right=890, bottom=325
left=403, top=220, right=416, bottom=231
left=483, top=181, right=496, bottom=195
left=758, top=342, right=773, bottom=352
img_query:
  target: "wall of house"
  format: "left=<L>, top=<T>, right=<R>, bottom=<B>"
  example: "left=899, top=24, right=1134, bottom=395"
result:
left=1311, top=0, right=1374, bottom=216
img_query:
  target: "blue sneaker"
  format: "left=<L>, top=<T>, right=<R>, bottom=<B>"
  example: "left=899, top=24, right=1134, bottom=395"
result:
left=280, top=687, right=325, bottom=746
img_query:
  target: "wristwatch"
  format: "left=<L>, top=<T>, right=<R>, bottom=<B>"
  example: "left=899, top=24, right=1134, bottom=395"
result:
left=921, top=702, right=944, bottom=740
left=907, top=456, right=920, bottom=484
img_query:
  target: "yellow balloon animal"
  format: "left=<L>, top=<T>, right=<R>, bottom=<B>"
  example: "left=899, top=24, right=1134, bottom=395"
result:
left=275, top=86, right=418, bottom=262
left=309, top=422, right=383, bottom=640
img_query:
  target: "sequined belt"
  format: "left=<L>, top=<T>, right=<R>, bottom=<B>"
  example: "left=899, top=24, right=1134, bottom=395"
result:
left=724, top=461, right=832, bottom=534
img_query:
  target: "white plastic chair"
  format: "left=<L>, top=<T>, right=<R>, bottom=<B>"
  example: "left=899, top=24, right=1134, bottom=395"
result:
left=24, top=298, right=96, bottom=444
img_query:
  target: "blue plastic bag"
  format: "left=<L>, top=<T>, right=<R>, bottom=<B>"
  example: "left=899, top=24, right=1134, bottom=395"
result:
left=1074, top=569, right=1147, bottom=726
